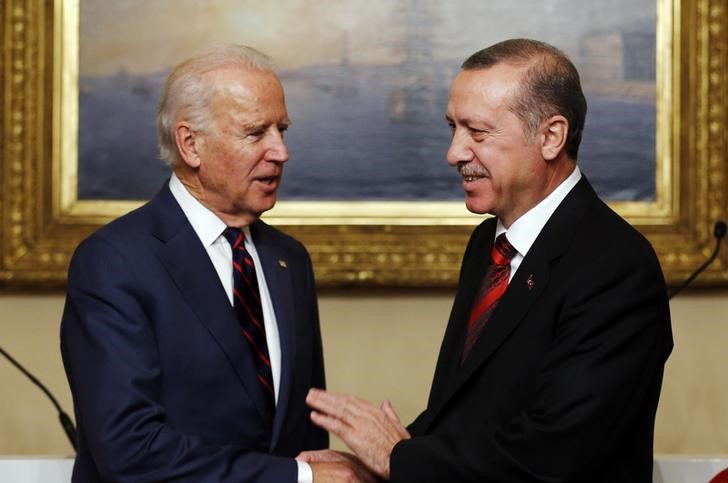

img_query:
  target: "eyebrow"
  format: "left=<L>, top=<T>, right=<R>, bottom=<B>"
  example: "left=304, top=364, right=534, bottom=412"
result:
left=241, top=120, right=291, bottom=132
left=445, top=115, right=491, bottom=126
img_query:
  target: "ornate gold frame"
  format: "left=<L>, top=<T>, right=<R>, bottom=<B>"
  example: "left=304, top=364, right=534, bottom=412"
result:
left=1, top=0, right=727, bottom=288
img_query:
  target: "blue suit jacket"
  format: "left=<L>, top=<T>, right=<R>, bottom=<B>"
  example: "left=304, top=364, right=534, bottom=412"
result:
left=61, top=183, right=327, bottom=482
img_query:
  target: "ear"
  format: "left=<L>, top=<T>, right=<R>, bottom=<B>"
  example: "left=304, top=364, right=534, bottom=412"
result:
left=174, top=122, right=202, bottom=169
left=540, top=115, right=568, bottom=161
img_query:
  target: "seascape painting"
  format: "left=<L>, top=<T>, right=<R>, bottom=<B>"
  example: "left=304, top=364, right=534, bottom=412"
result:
left=78, top=0, right=656, bottom=202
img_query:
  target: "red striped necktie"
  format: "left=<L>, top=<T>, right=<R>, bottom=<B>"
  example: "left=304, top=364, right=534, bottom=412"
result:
left=461, top=233, right=517, bottom=364
left=223, top=227, right=275, bottom=421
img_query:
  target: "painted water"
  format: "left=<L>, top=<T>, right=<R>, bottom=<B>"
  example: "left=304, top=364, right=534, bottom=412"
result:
left=77, top=64, right=654, bottom=202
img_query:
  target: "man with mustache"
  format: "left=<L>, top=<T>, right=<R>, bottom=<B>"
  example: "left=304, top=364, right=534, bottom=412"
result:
left=303, top=38, right=673, bottom=482
left=61, top=45, right=366, bottom=482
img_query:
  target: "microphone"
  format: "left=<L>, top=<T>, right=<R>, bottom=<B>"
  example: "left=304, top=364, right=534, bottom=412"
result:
left=668, top=220, right=727, bottom=300
left=0, top=345, right=77, bottom=451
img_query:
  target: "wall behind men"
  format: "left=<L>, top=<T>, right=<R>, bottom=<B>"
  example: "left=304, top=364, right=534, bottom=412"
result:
left=0, top=290, right=727, bottom=455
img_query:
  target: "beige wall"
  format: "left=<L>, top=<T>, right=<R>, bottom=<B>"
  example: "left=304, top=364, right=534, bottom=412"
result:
left=1, top=290, right=727, bottom=456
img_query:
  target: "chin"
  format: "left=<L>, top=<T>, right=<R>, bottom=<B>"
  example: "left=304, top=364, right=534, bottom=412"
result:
left=255, top=198, right=278, bottom=215
left=464, top=198, right=491, bottom=215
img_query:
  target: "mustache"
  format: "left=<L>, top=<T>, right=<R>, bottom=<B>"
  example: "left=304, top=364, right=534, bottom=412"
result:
left=457, top=162, right=489, bottom=178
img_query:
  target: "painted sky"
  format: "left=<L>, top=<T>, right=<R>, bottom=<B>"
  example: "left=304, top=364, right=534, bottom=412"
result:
left=80, top=0, right=655, bottom=76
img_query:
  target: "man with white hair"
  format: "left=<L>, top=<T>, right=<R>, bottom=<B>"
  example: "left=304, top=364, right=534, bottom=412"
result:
left=61, top=45, right=365, bottom=482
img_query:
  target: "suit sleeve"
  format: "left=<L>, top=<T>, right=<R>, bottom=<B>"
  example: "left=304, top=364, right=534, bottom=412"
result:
left=391, top=235, right=672, bottom=482
left=302, top=247, right=329, bottom=450
left=61, top=236, right=297, bottom=483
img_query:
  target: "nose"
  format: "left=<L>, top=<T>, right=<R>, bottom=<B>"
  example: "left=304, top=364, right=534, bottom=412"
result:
left=265, top=128, right=289, bottom=163
left=446, top=130, right=472, bottom=167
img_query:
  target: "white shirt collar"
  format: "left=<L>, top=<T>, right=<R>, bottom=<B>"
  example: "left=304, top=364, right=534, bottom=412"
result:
left=168, top=173, right=228, bottom=247
left=497, top=166, right=582, bottom=257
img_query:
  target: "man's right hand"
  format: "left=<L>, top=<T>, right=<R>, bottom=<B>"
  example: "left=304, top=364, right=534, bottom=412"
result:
left=306, top=390, right=410, bottom=479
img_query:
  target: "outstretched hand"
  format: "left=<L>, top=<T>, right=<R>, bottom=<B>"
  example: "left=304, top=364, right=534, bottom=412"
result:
left=298, top=449, right=380, bottom=483
left=306, top=388, right=411, bottom=479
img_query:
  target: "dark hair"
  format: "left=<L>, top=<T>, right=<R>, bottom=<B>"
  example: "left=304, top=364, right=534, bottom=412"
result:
left=462, top=38, right=587, bottom=160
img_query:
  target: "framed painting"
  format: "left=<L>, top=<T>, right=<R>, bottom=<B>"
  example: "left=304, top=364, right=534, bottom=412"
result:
left=1, top=0, right=727, bottom=288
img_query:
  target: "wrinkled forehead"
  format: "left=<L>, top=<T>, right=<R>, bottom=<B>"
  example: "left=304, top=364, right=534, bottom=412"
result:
left=447, top=64, right=523, bottom=113
left=204, top=68, right=285, bottom=120
left=203, top=67, right=289, bottom=125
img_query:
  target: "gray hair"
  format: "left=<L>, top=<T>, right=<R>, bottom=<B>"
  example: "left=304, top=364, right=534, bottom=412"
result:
left=462, top=39, right=587, bottom=160
left=156, top=44, right=277, bottom=167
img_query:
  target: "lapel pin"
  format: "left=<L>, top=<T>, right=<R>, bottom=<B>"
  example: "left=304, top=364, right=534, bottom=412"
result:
left=278, top=259, right=288, bottom=269
left=526, top=274, right=535, bottom=291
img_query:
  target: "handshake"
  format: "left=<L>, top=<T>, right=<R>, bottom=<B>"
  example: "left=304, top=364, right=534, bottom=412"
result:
left=298, top=388, right=411, bottom=482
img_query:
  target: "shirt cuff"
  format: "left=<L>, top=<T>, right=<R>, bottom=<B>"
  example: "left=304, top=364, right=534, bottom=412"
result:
left=296, top=460, right=313, bottom=483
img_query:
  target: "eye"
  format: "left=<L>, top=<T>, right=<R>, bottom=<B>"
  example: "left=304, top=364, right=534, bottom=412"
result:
left=278, top=124, right=289, bottom=135
left=469, top=128, right=488, bottom=140
left=245, top=129, right=265, bottom=140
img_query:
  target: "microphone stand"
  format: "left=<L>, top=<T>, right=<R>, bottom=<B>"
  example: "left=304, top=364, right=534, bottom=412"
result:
left=668, top=220, right=727, bottom=300
left=0, top=345, right=77, bottom=451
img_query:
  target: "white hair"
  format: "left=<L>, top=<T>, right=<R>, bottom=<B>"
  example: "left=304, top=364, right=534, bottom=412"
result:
left=156, top=44, right=277, bottom=167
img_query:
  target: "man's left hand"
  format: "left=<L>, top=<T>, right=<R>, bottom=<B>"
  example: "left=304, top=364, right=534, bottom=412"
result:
left=306, top=388, right=411, bottom=479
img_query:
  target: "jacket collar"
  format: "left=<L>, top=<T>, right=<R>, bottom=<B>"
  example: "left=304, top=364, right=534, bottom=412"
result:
left=148, top=183, right=294, bottom=446
left=423, top=176, right=598, bottom=430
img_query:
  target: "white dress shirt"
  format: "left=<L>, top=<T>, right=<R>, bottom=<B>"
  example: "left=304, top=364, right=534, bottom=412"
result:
left=496, top=166, right=582, bottom=281
left=169, top=174, right=312, bottom=483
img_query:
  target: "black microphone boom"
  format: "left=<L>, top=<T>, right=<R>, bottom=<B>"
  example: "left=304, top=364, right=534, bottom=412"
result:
left=668, top=220, right=727, bottom=299
left=0, top=345, right=77, bottom=451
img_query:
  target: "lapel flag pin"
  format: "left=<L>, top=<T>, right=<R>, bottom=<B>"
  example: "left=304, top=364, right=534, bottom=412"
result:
left=278, top=259, right=288, bottom=269
left=526, top=274, right=535, bottom=291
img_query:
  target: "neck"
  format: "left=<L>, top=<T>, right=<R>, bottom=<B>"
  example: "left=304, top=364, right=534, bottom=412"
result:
left=499, top=159, right=576, bottom=228
left=173, top=168, right=257, bottom=228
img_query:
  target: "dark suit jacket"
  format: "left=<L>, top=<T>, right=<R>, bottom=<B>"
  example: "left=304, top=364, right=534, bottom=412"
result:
left=391, top=177, right=673, bottom=482
left=61, top=183, right=327, bottom=482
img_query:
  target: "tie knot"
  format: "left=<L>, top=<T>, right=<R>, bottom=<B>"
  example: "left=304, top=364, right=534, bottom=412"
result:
left=223, top=227, right=245, bottom=250
left=492, top=233, right=517, bottom=265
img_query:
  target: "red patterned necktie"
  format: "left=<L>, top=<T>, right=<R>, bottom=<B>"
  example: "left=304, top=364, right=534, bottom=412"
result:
left=223, top=227, right=275, bottom=421
left=461, top=233, right=517, bottom=364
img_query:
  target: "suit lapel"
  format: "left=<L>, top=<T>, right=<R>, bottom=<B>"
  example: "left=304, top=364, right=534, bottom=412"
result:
left=251, top=222, right=296, bottom=450
left=425, top=177, right=597, bottom=429
left=456, top=251, right=550, bottom=384
left=149, top=184, right=271, bottom=423
left=427, top=221, right=496, bottom=410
